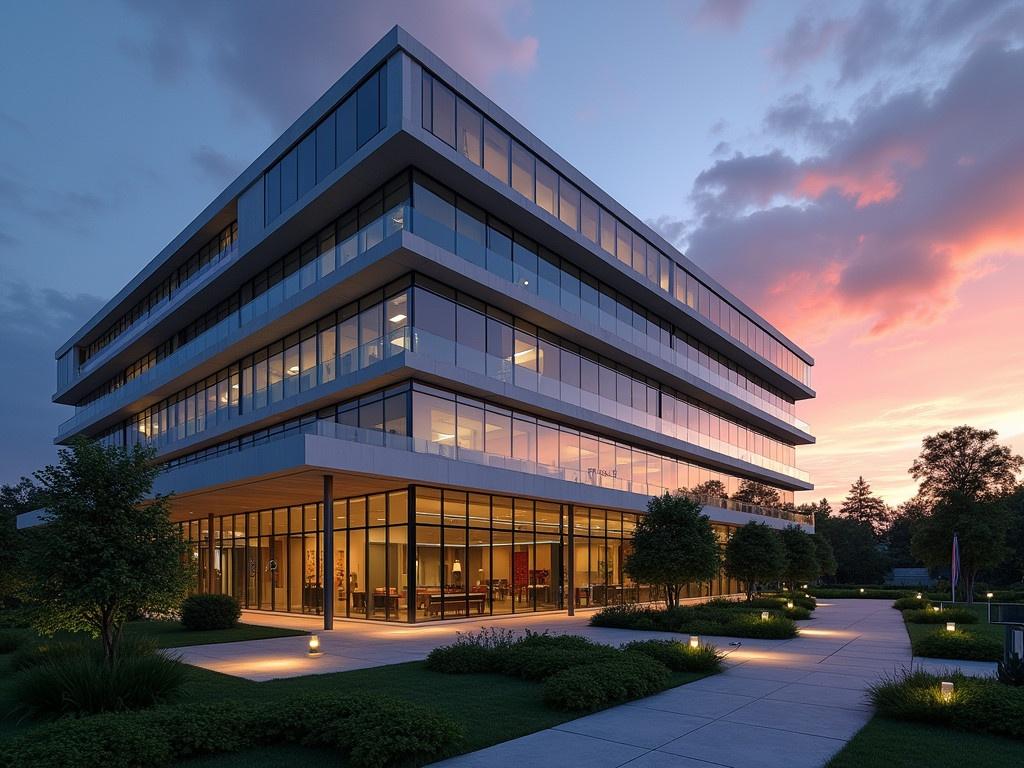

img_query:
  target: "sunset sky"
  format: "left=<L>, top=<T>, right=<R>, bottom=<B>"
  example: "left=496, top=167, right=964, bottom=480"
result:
left=1, top=0, right=1021, bottom=506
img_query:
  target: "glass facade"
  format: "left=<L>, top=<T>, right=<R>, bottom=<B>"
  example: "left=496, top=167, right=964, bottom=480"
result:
left=96, top=273, right=803, bottom=483
left=73, top=171, right=805, bottom=437
left=78, top=223, right=238, bottom=370
left=264, top=64, right=388, bottom=225
left=421, top=71, right=811, bottom=386
left=181, top=485, right=741, bottom=622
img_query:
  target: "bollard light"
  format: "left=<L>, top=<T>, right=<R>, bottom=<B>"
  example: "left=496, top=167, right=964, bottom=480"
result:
left=859, top=588, right=865, bottom=593
left=786, top=600, right=794, bottom=609
left=689, top=635, right=700, bottom=649
left=761, top=611, right=771, bottom=621
left=801, top=584, right=808, bottom=589
left=940, top=681, right=954, bottom=702
left=308, top=634, right=322, bottom=657
left=945, top=622, right=956, bottom=632
left=804, top=593, right=810, bottom=598
left=987, top=592, right=994, bottom=599
left=916, top=593, right=922, bottom=600
left=932, top=605, right=940, bottom=612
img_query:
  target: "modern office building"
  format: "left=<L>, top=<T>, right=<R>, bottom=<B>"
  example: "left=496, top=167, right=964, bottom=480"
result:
left=53, top=27, right=815, bottom=628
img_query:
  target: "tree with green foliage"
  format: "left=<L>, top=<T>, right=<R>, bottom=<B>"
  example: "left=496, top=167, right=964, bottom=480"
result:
left=21, top=439, right=193, bottom=663
left=812, top=533, right=837, bottom=581
left=816, top=498, right=833, bottom=519
left=625, top=493, right=720, bottom=609
left=0, top=477, right=45, bottom=604
left=910, top=426, right=1023, bottom=504
left=779, top=525, right=820, bottom=587
left=912, top=497, right=1011, bottom=602
left=884, top=497, right=927, bottom=567
left=840, top=477, right=891, bottom=535
left=732, top=480, right=781, bottom=507
left=723, top=522, right=788, bottom=600
left=908, top=427, right=1022, bottom=601
left=815, top=516, right=890, bottom=584
left=690, top=480, right=728, bottom=499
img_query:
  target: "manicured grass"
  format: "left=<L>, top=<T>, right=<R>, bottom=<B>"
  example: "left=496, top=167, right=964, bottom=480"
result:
left=2, top=650, right=709, bottom=766
left=902, top=603, right=1004, bottom=660
left=827, top=717, right=1024, bottom=768
left=124, top=620, right=307, bottom=648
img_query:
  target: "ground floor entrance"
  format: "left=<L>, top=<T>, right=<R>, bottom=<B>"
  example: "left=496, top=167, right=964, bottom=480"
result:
left=179, top=482, right=742, bottom=624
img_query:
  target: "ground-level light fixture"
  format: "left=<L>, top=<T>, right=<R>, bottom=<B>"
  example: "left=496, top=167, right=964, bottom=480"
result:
left=859, top=588, right=865, bottom=593
left=987, top=592, right=994, bottom=599
left=932, top=605, right=941, bottom=612
left=761, top=611, right=771, bottom=621
left=801, top=584, right=808, bottom=589
left=945, top=622, right=956, bottom=632
left=940, top=681, right=954, bottom=702
left=308, top=634, right=322, bottom=657
left=786, top=600, right=794, bottom=609
left=689, top=635, right=700, bottom=649
left=916, top=592, right=923, bottom=600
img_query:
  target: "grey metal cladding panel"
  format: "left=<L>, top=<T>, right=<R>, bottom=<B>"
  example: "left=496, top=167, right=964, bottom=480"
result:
left=394, top=28, right=812, bottom=366
left=237, top=176, right=265, bottom=254
left=57, top=28, right=405, bottom=358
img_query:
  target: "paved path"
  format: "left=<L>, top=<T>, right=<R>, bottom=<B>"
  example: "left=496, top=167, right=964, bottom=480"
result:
left=431, top=599, right=910, bottom=768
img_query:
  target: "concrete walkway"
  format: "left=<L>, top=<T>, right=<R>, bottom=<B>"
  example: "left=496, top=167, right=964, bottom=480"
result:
left=431, top=599, right=910, bottom=768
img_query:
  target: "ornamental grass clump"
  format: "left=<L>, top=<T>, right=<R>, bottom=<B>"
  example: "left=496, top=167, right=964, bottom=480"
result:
left=622, top=639, right=723, bottom=672
left=902, top=607, right=978, bottom=624
left=870, top=669, right=1024, bottom=741
left=11, top=637, right=186, bottom=718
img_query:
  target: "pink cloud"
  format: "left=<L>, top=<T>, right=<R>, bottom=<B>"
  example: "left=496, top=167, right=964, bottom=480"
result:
left=685, top=43, right=1024, bottom=341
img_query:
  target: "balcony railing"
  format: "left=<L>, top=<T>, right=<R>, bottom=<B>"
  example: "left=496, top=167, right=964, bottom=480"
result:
left=162, top=418, right=813, bottom=526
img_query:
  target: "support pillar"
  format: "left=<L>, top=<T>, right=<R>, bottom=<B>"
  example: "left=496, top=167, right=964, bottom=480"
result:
left=323, top=475, right=334, bottom=631
left=567, top=505, right=575, bottom=616
left=207, top=513, right=216, bottom=595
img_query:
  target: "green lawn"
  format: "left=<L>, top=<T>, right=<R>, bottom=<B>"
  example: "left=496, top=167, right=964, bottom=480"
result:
left=124, top=620, right=307, bottom=648
left=828, top=717, right=1024, bottom=768
left=0, top=646, right=709, bottom=766
left=903, top=603, right=1004, bottom=658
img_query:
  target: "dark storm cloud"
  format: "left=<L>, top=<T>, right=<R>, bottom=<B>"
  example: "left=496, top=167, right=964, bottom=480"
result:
left=122, top=0, right=538, bottom=131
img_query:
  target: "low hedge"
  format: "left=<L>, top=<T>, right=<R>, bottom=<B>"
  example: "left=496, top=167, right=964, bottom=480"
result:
left=496, top=641, right=618, bottom=681
left=543, top=652, right=670, bottom=711
left=892, top=596, right=930, bottom=610
left=903, top=608, right=978, bottom=624
left=811, top=588, right=912, bottom=599
left=179, top=594, right=241, bottom=631
left=0, top=692, right=462, bottom=768
left=912, top=630, right=1002, bottom=661
left=870, top=670, right=1024, bottom=741
left=622, top=639, right=722, bottom=672
left=591, top=604, right=798, bottom=639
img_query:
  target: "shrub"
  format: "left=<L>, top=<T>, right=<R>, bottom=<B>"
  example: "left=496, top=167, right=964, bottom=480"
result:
left=912, top=630, right=1002, bottom=661
left=622, top=639, right=722, bottom=672
left=424, top=627, right=516, bottom=674
left=903, top=608, right=978, bottom=624
left=179, top=593, right=241, bottom=631
left=870, top=669, right=1024, bottom=741
left=0, top=710, right=173, bottom=768
left=9, top=638, right=85, bottom=672
left=497, top=642, right=619, bottom=681
left=892, top=596, right=930, bottom=610
left=0, top=693, right=463, bottom=768
left=784, top=606, right=812, bottom=620
left=998, top=655, right=1024, bottom=687
left=543, top=652, right=670, bottom=710
left=11, top=638, right=186, bottom=718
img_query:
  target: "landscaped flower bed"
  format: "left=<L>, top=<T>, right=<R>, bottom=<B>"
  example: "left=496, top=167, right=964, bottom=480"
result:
left=425, top=629, right=722, bottom=711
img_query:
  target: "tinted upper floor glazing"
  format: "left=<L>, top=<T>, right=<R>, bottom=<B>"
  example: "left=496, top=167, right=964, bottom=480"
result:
left=67, top=172, right=807, bottom=438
